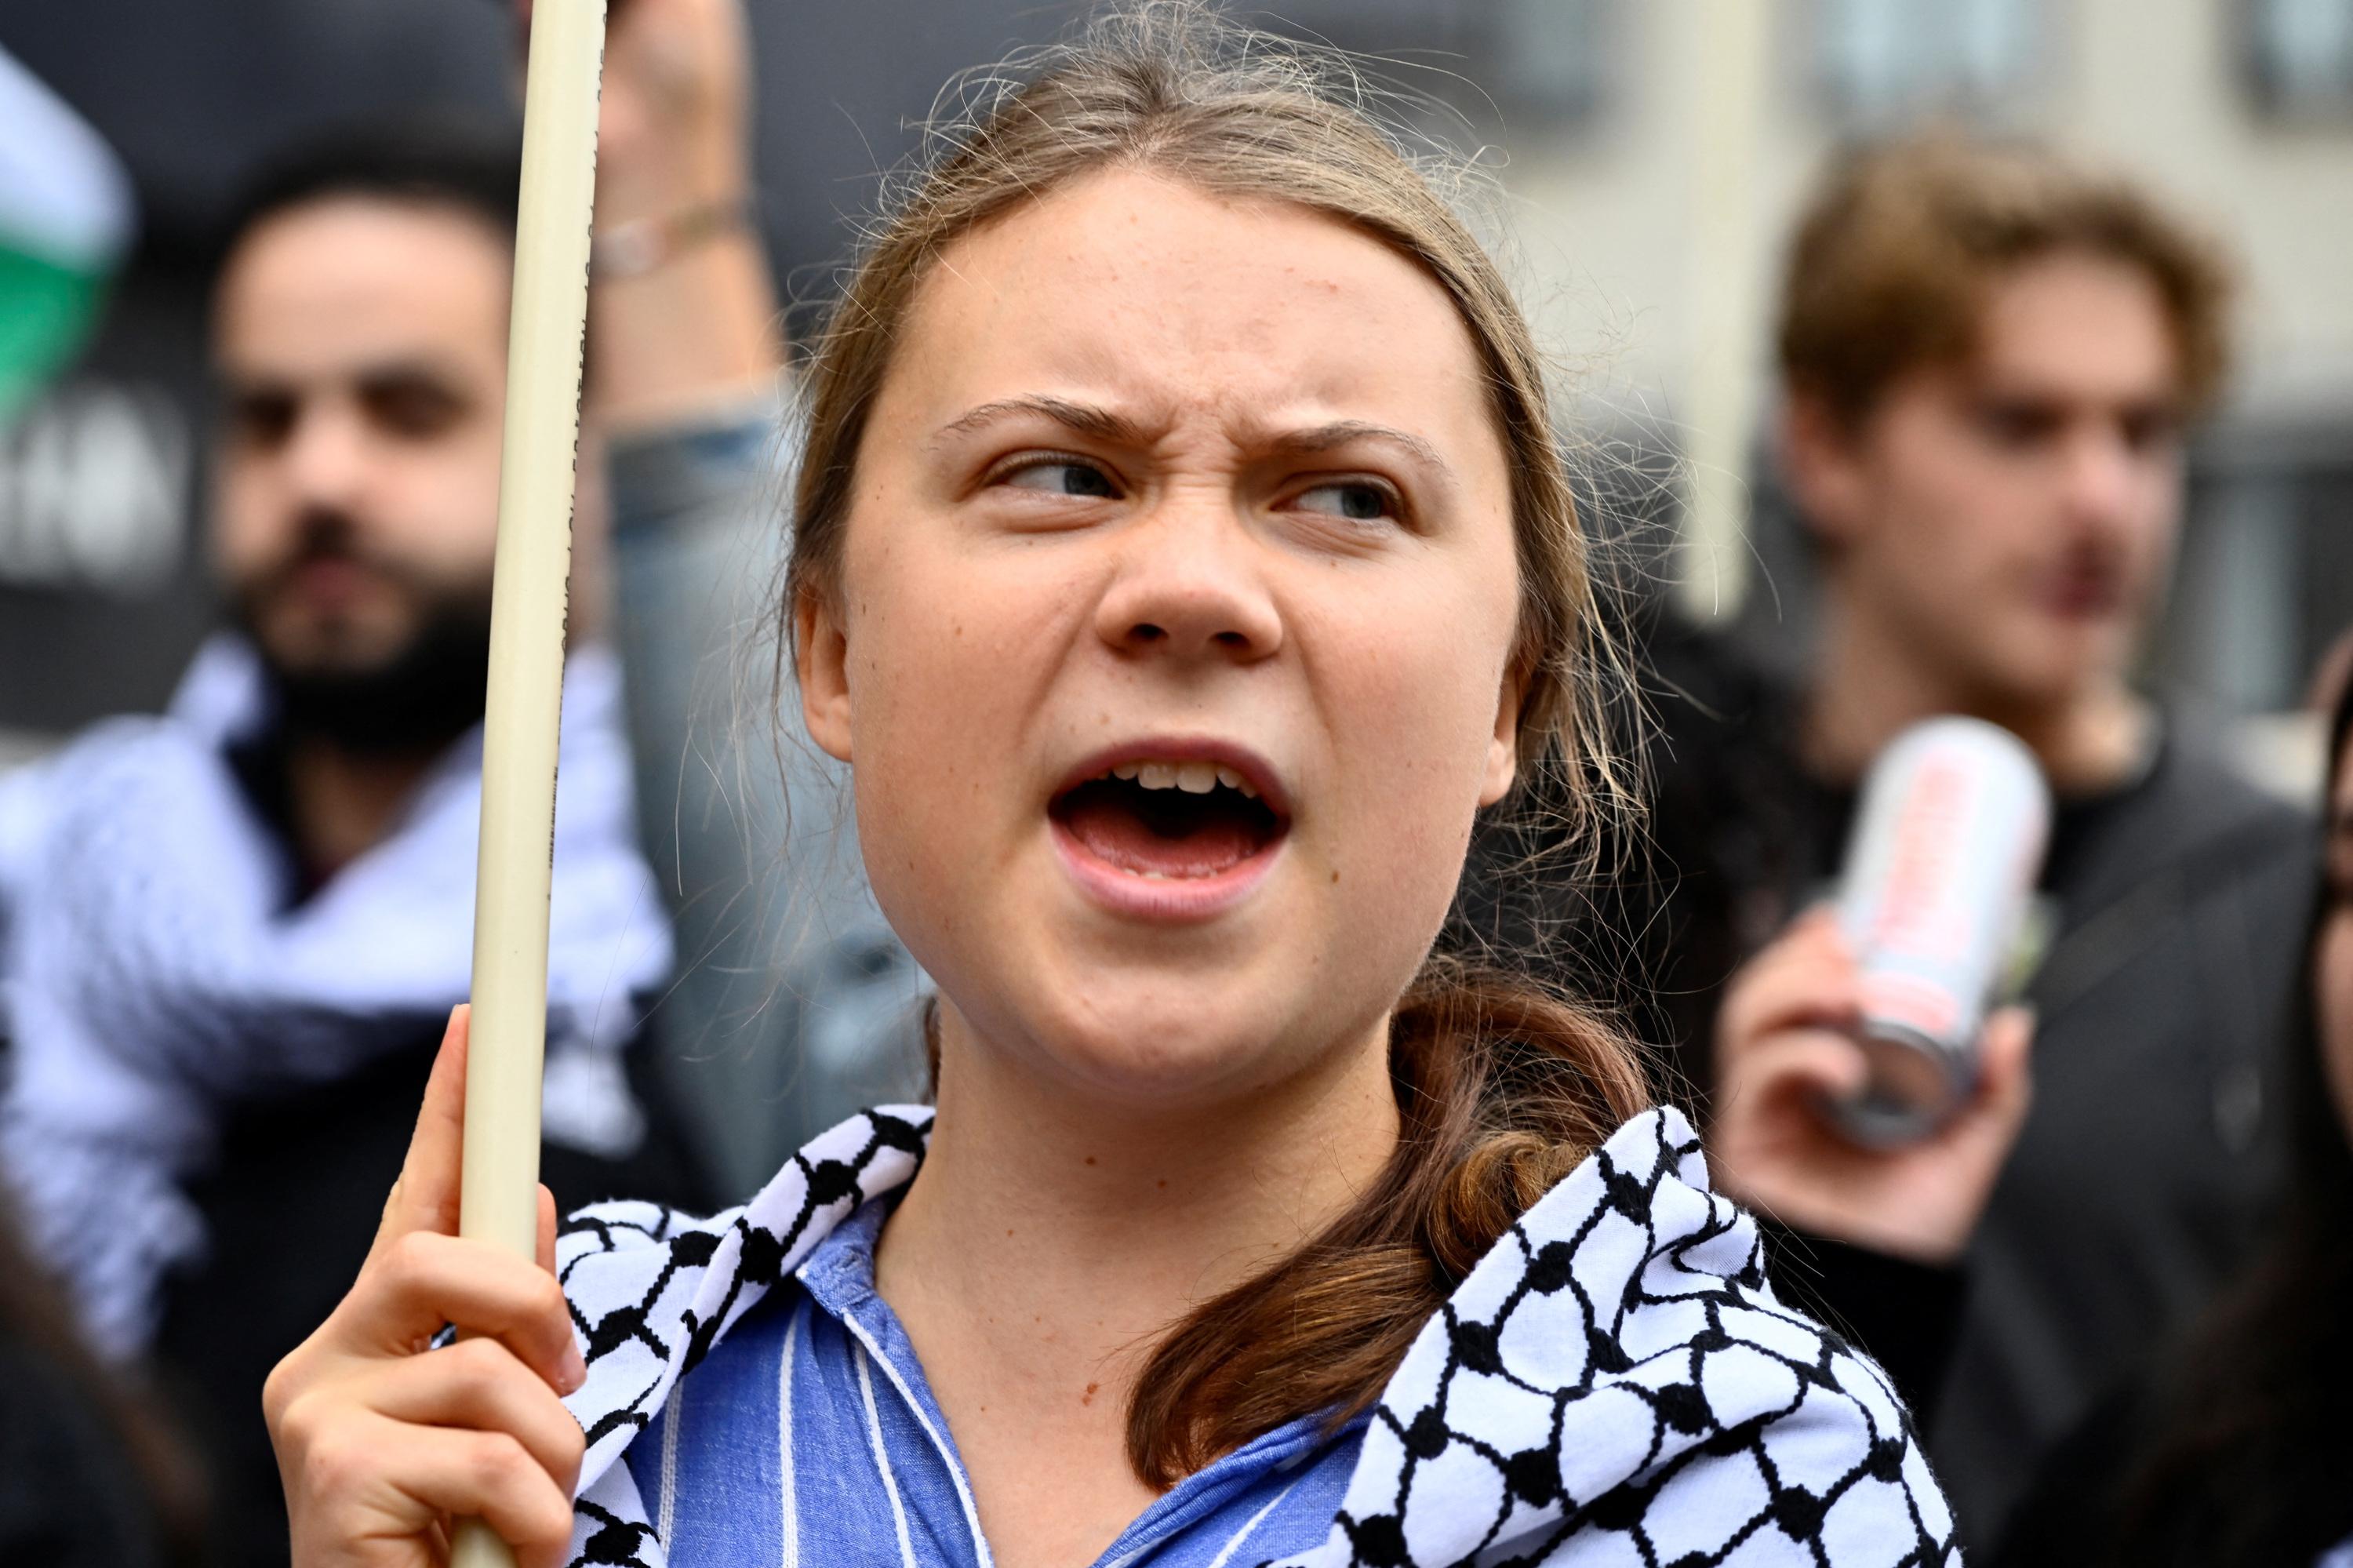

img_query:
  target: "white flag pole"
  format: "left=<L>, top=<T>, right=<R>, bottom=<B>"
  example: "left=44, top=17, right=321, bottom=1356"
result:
left=453, top=2, right=606, bottom=1564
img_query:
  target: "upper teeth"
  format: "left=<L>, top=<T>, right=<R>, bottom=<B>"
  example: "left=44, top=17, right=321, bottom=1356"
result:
left=1107, top=760, right=1259, bottom=799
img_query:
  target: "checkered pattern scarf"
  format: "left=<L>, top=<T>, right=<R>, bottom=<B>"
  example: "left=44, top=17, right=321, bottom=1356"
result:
left=0, top=637, right=669, bottom=1359
left=556, top=1105, right=1957, bottom=1566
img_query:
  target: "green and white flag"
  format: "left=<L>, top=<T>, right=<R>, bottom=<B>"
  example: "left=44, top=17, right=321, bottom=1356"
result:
left=0, top=46, right=133, bottom=428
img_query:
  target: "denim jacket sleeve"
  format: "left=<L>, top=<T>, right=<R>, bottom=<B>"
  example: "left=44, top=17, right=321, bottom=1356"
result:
left=606, top=405, right=926, bottom=1195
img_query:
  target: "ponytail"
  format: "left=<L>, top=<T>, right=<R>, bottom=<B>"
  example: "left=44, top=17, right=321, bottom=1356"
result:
left=1124, top=957, right=1651, bottom=1486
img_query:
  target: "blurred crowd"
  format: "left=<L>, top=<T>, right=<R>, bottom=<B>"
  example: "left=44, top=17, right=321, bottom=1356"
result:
left=0, top=1, right=2348, bottom=1565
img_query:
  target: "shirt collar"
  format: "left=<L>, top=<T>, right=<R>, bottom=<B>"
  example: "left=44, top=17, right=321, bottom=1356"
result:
left=794, top=1188, right=893, bottom=1322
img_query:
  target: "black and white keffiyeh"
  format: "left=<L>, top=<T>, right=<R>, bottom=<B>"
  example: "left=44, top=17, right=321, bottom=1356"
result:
left=0, top=636, right=671, bottom=1359
left=556, top=1105, right=1957, bottom=1566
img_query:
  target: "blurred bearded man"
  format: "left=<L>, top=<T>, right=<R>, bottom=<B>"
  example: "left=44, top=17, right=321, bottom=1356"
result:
left=0, top=123, right=704, bottom=1564
left=209, top=144, right=514, bottom=854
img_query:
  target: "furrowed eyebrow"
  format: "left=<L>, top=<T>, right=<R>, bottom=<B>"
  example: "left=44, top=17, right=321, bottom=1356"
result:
left=1264, top=420, right=1454, bottom=483
left=932, top=396, right=1152, bottom=449
left=933, top=402, right=1457, bottom=485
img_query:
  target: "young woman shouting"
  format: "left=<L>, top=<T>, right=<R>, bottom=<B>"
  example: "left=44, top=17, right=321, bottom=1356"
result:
left=263, top=9, right=1952, bottom=1566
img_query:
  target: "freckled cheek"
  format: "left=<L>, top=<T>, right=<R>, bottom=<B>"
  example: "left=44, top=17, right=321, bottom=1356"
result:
left=1309, top=613, right=1505, bottom=893
left=842, top=565, right=1046, bottom=865
left=849, top=639, right=979, bottom=849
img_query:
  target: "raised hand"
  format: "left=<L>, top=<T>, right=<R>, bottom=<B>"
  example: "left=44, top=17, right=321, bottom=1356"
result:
left=511, top=0, right=751, bottom=227
left=264, top=1008, right=585, bottom=1568
left=1707, top=910, right=2034, bottom=1264
left=514, top=0, right=781, bottom=426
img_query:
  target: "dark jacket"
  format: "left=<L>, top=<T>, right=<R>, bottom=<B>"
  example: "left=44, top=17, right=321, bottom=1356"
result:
left=143, top=1033, right=707, bottom=1568
left=0, top=1204, right=193, bottom=1568
left=1456, top=624, right=2315, bottom=1545
left=1988, top=1370, right=2353, bottom=1567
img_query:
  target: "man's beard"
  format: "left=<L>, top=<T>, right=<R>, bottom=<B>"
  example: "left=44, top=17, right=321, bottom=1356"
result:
left=233, top=515, right=496, bottom=757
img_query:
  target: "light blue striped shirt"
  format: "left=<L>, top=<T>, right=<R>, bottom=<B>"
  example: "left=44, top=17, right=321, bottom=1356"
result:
left=621, top=1197, right=1364, bottom=1566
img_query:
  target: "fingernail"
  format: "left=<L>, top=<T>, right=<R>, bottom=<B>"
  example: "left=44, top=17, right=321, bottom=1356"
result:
left=559, top=1341, right=587, bottom=1394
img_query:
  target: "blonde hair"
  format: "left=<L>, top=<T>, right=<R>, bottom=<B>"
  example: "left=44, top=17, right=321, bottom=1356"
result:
left=787, top=2, right=1632, bottom=822
left=784, top=2, right=1649, bottom=1484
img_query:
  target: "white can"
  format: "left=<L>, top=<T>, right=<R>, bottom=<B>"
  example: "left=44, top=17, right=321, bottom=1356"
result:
left=1833, top=717, right=2051, bottom=1144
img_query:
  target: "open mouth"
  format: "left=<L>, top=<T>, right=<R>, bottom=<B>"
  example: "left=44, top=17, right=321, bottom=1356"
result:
left=1049, top=756, right=1288, bottom=882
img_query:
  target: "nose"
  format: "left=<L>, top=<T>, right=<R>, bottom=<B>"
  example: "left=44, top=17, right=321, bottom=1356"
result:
left=1092, top=494, right=1284, bottom=664
left=278, top=398, right=373, bottom=514
left=2057, top=423, right=2148, bottom=536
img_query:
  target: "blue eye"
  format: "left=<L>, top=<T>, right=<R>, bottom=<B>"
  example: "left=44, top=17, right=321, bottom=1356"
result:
left=1293, top=482, right=1396, bottom=522
left=1004, top=460, right=1118, bottom=498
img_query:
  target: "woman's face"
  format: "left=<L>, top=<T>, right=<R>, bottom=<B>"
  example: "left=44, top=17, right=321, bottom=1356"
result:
left=800, top=169, right=1522, bottom=1112
left=2320, top=729, right=2353, bottom=1142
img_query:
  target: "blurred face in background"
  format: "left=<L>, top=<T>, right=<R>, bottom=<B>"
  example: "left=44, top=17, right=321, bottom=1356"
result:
left=1791, top=251, right=2187, bottom=716
left=211, top=198, right=510, bottom=748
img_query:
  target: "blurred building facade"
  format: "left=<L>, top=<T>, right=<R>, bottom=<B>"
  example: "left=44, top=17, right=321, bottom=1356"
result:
left=1448, top=0, right=2353, bottom=748
left=0, top=0, right=2347, bottom=762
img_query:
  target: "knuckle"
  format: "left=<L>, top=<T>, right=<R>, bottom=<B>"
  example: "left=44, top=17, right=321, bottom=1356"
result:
left=301, top=1424, right=363, bottom=1497
left=444, top=1336, right=506, bottom=1398
left=522, top=1493, right=577, bottom=1559
left=474, top=1432, right=532, bottom=1491
left=382, top=1230, right=438, bottom=1292
left=261, top=1355, right=303, bottom=1427
left=555, top=1412, right=587, bottom=1474
left=528, top=1270, right=568, bottom=1325
left=274, top=1388, right=325, bottom=1451
left=453, top=1329, right=510, bottom=1367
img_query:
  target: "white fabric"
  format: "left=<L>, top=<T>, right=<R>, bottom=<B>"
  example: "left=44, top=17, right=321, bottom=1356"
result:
left=555, top=1106, right=1956, bottom=1566
left=0, top=44, right=133, bottom=265
left=0, top=637, right=670, bottom=1358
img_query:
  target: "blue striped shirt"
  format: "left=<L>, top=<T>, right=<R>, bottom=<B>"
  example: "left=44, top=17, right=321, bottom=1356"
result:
left=621, top=1198, right=1364, bottom=1566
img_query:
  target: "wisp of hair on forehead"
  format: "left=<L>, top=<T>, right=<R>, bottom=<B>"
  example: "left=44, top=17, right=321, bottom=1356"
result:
left=788, top=2, right=1635, bottom=835
left=781, top=0, right=1652, bottom=1486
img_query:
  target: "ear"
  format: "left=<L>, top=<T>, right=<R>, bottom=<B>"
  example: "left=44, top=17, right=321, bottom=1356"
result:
left=1778, top=390, right=1872, bottom=553
left=1478, top=662, right=1525, bottom=809
left=795, top=587, right=854, bottom=764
